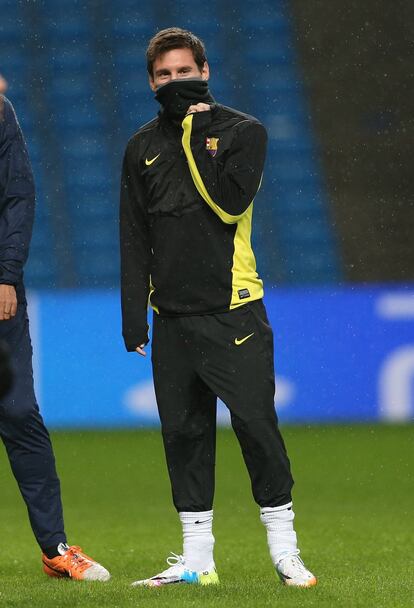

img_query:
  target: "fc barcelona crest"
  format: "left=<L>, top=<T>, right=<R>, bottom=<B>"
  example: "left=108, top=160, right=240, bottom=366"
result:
left=206, top=137, right=219, bottom=157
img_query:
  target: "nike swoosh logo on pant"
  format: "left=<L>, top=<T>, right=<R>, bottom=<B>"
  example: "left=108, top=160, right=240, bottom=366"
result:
left=234, top=332, right=255, bottom=346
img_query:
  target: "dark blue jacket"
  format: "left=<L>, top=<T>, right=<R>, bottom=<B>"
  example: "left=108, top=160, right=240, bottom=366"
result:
left=0, top=95, right=34, bottom=296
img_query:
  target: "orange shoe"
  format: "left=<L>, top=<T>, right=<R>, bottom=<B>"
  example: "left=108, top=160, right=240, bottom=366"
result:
left=42, top=544, right=110, bottom=581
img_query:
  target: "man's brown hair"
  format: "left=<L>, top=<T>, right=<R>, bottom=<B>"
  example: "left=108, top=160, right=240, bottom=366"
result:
left=146, top=27, right=207, bottom=77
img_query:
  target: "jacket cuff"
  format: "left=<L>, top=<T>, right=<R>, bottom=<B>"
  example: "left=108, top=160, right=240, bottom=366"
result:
left=0, top=259, right=23, bottom=285
left=124, top=331, right=150, bottom=352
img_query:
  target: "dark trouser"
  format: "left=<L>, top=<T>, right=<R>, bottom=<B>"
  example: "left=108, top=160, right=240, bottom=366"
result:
left=0, top=297, right=66, bottom=549
left=152, top=299, right=294, bottom=512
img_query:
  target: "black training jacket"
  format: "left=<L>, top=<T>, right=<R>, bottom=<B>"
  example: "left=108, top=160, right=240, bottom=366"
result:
left=120, top=103, right=267, bottom=351
left=0, top=96, right=34, bottom=297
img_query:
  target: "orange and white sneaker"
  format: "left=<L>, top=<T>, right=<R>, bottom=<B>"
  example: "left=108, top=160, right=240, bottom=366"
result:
left=42, top=543, right=110, bottom=581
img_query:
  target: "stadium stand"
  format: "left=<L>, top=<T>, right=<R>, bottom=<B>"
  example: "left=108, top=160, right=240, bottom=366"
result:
left=1, top=0, right=340, bottom=288
left=0, top=2, right=60, bottom=286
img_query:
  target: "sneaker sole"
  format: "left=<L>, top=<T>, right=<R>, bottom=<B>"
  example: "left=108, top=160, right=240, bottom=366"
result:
left=43, top=563, right=71, bottom=578
left=282, top=576, right=317, bottom=588
left=132, top=572, right=219, bottom=588
left=43, top=562, right=110, bottom=581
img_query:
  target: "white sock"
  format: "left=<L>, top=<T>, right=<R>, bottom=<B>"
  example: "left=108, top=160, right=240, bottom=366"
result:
left=260, top=502, right=300, bottom=565
left=179, top=510, right=215, bottom=572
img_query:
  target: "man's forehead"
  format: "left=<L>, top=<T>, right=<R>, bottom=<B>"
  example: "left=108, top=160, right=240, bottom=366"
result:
left=153, top=48, right=197, bottom=71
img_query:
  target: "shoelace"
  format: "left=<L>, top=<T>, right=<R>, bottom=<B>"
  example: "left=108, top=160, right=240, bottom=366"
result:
left=153, top=552, right=185, bottom=579
left=62, top=546, right=92, bottom=573
left=166, top=552, right=185, bottom=567
left=282, top=555, right=309, bottom=576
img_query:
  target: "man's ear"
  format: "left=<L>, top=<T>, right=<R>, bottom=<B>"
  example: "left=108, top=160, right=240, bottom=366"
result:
left=149, top=75, right=157, bottom=92
left=201, top=61, right=210, bottom=81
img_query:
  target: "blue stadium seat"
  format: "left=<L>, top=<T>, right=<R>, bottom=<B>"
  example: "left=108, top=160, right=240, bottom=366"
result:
left=243, top=0, right=287, bottom=16
left=63, top=133, right=109, bottom=160
left=76, top=247, right=120, bottom=286
left=71, top=196, right=117, bottom=220
left=7, top=101, right=33, bottom=134
left=0, top=48, right=25, bottom=74
left=250, top=64, right=301, bottom=93
left=113, top=43, right=148, bottom=71
left=26, top=138, right=42, bottom=164
left=49, top=74, right=93, bottom=101
left=67, top=161, right=112, bottom=189
left=55, top=105, right=104, bottom=129
left=49, top=43, right=93, bottom=71
left=3, top=0, right=340, bottom=287
left=25, top=253, right=59, bottom=287
left=272, top=185, right=325, bottom=214
left=72, top=220, right=117, bottom=248
left=111, top=0, right=155, bottom=14
left=25, top=199, right=59, bottom=287
left=0, top=9, right=23, bottom=42
left=112, top=13, right=156, bottom=39
left=119, top=98, right=157, bottom=133
left=119, top=73, right=153, bottom=96
left=169, top=0, right=222, bottom=27
left=246, top=41, right=294, bottom=66
left=44, top=17, right=90, bottom=41
left=270, top=154, right=319, bottom=182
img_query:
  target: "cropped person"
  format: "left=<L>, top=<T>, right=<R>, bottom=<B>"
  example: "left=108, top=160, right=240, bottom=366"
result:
left=0, top=92, right=110, bottom=581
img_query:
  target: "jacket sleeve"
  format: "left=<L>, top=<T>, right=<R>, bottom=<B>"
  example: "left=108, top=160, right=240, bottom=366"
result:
left=0, top=96, right=35, bottom=285
left=181, top=111, right=267, bottom=224
left=120, top=138, right=152, bottom=351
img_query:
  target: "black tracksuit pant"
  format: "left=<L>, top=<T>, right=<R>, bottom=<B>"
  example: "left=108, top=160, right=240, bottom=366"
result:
left=0, top=297, right=66, bottom=549
left=152, top=299, right=294, bottom=512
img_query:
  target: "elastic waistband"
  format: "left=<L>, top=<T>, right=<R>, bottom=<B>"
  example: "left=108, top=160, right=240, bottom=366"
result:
left=156, top=299, right=262, bottom=319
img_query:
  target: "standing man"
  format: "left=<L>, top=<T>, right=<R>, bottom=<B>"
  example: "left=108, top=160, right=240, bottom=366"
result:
left=120, top=28, right=316, bottom=588
left=0, top=92, right=110, bottom=581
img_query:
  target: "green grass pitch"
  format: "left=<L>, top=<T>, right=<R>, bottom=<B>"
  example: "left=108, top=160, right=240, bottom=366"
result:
left=0, top=425, right=413, bottom=607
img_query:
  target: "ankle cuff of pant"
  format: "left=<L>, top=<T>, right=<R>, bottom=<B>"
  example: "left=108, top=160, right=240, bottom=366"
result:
left=260, top=501, right=292, bottom=514
left=40, top=536, right=67, bottom=553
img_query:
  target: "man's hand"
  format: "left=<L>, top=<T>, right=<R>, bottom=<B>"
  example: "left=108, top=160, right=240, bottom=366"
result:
left=0, top=285, right=17, bottom=321
left=186, top=103, right=211, bottom=115
left=135, top=344, right=146, bottom=357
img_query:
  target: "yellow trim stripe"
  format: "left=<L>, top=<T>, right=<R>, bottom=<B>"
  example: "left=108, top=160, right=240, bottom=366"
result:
left=148, top=276, right=159, bottom=314
left=181, top=114, right=244, bottom=225
left=181, top=113, right=263, bottom=308
left=230, top=205, right=264, bottom=308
